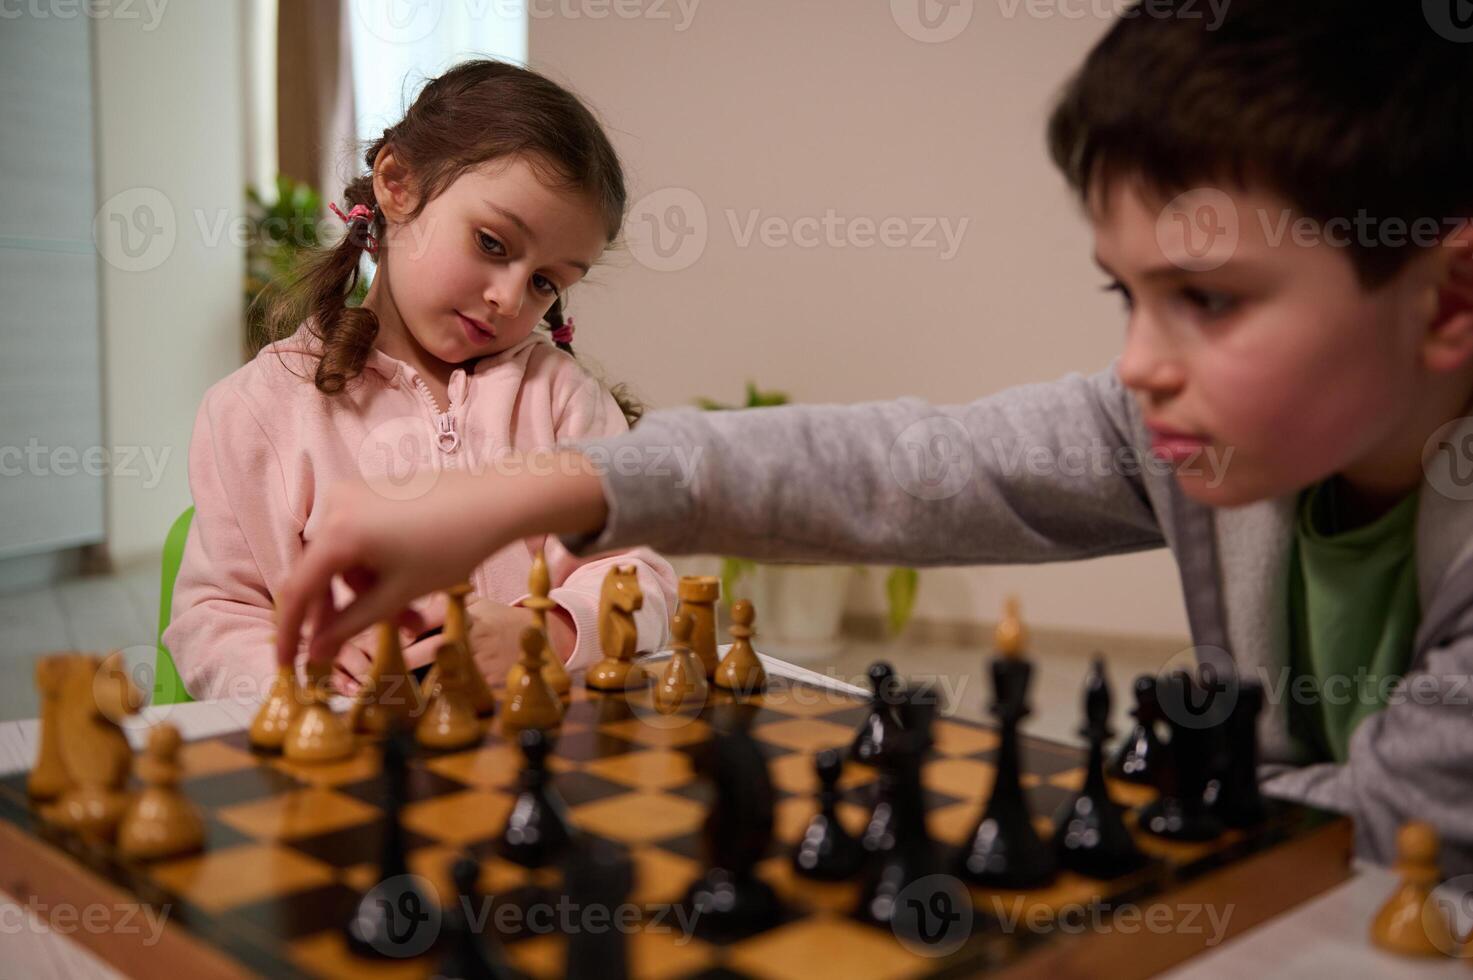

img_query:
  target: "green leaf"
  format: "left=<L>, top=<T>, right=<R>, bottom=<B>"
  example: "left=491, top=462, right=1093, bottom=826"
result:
left=719, top=557, right=757, bottom=608
left=885, top=567, right=919, bottom=635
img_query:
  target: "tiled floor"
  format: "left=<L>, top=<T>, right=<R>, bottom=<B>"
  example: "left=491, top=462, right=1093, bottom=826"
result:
left=0, top=560, right=1182, bottom=748
left=0, top=559, right=162, bottom=722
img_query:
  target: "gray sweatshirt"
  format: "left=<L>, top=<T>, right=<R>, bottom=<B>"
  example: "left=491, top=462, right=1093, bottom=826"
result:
left=564, top=364, right=1473, bottom=871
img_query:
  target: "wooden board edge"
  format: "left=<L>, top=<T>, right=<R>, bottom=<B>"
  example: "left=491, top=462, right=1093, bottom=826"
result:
left=991, top=817, right=1356, bottom=980
left=0, top=820, right=259, bottom=980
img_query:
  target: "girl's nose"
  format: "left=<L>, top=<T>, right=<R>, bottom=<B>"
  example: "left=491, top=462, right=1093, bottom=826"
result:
left=485, top=276, right=524, bottom=320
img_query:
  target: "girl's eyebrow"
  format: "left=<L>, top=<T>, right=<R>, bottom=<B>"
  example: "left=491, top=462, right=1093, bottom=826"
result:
left=482, top=201, right=592, bottom=274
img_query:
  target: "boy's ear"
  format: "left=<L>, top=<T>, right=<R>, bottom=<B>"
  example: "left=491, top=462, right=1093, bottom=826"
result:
left=371, top=146, right=419, bottom=223
left=1423, top=218, right=1473, bottom=374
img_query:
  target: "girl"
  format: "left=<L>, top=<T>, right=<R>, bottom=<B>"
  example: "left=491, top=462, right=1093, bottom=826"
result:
left=165, top=60, right=677, bottom=700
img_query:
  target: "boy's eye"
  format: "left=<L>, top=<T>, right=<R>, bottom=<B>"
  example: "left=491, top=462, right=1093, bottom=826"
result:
left=1102, top=280, right=1133, bottom=311
left=1182, top=287, right=1236, bottom=316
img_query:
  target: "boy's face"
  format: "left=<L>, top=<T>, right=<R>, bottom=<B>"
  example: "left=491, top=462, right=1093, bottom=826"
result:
left=379, top=154, right=607, bottom=366
left=1091, top=179, right=1437, bottom=508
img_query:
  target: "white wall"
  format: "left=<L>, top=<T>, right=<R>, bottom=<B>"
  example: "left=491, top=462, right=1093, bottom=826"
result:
left=530, top=3, right=1190, bottom=640
left=93, top=1, right=247, bottom=563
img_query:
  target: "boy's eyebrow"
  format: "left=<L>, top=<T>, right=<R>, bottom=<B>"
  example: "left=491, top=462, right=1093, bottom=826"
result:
left=483, top=201, right=592, bottom=274
left=1093, top=253, right=1208, bottom=282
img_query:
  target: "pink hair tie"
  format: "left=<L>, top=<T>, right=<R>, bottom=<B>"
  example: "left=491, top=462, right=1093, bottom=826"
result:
left=551, top=316, right=575, bottom=345
left=329, top=202, right=379, bottom=254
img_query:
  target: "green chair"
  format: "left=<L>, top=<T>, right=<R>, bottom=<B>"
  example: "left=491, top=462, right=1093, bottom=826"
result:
left=153, top=506, right=197, bottom=705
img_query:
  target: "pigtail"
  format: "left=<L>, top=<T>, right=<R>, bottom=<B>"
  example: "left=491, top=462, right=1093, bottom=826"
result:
left=544, top=295, right=645, bottom=428
left=260, top=152, right=385, bottom=394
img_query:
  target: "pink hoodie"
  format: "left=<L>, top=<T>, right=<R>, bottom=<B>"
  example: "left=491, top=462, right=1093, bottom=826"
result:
left=164, top=324, right=677, bottom=700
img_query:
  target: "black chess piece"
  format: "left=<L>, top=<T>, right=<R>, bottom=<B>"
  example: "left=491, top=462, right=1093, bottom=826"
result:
left=564, top=839, right=634, bottom=980
left=1137, top=671, right=1226, bottom=841
left=684, top=730, right=784, bottom=939
left=957, top=649, right=1057, bottom=889
left=850, top=661, right=902, bottom=765
left=855, top=696, right=944, bottom=925
left=792, top=749, right=865, bottom=880
left=435, top=855, right=515, bottom=980
left=1109, top=675, right=1163, bottom=785
left=1204, top=679, right=1268, bottom=828
left=1053, top=657, right=1146, bottom=879
left=346, top=727, right=440, bottom=959
left=496, top=728, right=573, bottom=868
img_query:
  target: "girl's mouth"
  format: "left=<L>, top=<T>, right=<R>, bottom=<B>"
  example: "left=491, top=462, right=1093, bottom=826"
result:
left=457, top=312, right=495, bottom=345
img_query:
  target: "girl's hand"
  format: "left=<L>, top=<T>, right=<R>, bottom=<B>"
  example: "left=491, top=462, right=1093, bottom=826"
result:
left=275, top=454, right=607, bottom=668
left=328, top=631, right=439, bottom=696
left=464, top=598, right=538, bottom=686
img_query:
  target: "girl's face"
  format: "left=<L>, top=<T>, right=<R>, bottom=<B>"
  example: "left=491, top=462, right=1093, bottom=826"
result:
left=374, top=153, right=608, bottom=366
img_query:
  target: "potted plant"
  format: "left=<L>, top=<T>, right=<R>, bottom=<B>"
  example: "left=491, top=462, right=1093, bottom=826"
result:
left=697, top=384, right=920, bottom=661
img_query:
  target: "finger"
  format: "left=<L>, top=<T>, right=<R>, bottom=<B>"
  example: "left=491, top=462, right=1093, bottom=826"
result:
left=305, top=581, right=340, bottom=666
left=309, top=578, right=409, bottom=664
left=398, top=606, right=426, bottom=636
left=343, top=566, right=378, bottom=596
left=276, top=541, right=356, bottom=665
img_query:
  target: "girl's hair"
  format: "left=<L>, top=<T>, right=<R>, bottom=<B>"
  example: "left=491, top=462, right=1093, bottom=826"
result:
left=259, top=59, right=643, bottom=424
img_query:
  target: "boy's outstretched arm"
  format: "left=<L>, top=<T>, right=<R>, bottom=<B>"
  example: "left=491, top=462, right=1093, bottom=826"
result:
left=276, top=450, right=609, bottom=666
left=280, top=365, right=1166, bottom=666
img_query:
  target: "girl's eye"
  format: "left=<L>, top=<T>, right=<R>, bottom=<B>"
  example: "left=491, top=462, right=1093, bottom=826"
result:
left=476, top=231, right=505, bottom=255
left=1102, top=280, right=1133, bottom=311
left=531, top=275, right=558, bottom=297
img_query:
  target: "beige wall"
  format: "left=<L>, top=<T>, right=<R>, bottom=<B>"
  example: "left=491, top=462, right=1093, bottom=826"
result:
left=95, top=2, right=247, bottom=563
left=530, top=3, right=1190, bottom=641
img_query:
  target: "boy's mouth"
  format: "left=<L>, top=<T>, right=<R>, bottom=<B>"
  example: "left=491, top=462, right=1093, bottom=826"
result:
left=457, top=311, right=496, bottom=345
left=1147, top=421, right=1210, bottom=462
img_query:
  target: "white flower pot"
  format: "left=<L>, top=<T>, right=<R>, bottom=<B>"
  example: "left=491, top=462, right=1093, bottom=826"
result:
left=741, top=563, right=855, bottom=664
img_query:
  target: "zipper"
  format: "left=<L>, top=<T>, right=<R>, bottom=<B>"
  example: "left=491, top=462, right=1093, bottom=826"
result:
left=408, top=372, right=462, bottom=457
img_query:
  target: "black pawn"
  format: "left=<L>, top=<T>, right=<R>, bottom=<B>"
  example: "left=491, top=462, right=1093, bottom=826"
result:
left=684, top=730, right=784, bottom=939
left=1053, top=658, right=1145, bottom=879
left=1108, top=675, right=1163, bottom=785
left=855, top=696, right=943, bottom=925
left=346, top=727, right=439, bottom=959
left=957, top=651, right=1057, bottom=889
left=850, top=661, right=901, bottom=765
left=435, top=855, right=514, bottom=980
left=564, top=840, right=633, bottom=980
left=1138, top=672, right=1225, bottom=841
left=497, top=728, right=573, bottom=868
left=792, top=749, right=864, bottom=880
left=1206, top=680, right=1268, bottom=828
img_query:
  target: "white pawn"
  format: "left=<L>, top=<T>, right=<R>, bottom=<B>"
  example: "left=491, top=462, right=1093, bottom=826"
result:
left=118, top=724, right=204, bottom=861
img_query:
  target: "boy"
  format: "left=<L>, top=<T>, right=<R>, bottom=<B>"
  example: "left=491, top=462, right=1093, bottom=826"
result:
left=279, top=1, right=1473, bottom=868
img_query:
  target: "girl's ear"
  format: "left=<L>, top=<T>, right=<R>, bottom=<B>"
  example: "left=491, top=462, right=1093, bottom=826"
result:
left=371, top=146, right=419, bottom=223
left=1424, top=219, right=1473, bottom=374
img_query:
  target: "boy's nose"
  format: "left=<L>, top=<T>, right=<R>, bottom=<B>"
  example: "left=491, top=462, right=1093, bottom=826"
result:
left=1115, top=316, right=1185, bottom=397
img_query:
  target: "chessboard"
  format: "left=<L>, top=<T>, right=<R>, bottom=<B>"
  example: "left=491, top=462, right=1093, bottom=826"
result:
left=0, top=662, right=1351, bottom=980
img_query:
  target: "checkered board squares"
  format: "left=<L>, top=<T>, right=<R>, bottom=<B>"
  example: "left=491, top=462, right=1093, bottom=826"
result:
left=0, top=673, right=1324, bottom=980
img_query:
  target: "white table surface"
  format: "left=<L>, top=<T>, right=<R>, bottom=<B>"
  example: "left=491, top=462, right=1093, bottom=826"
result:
left=0, top=658, right=1464, bottom=980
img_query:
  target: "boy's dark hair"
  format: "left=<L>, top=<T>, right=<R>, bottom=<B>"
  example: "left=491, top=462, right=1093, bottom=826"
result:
left=1048, top=0, right=1473, bottom=288
left=259, top=59, right=643, bottom=424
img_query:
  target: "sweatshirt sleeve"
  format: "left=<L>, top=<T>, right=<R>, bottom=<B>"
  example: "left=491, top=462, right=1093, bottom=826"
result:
left=561, top=365, right=1167, bottom=567
left=162, top=383, right=304, bottom=701
left=521, top=373, right=678, bottom=670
